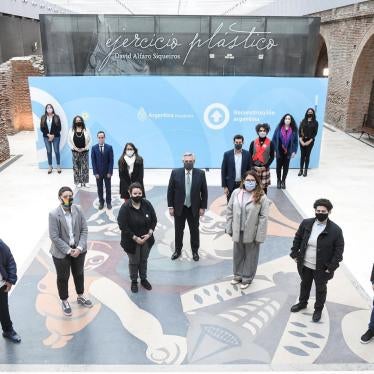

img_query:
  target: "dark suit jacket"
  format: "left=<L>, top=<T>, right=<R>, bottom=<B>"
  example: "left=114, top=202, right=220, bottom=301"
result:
left=0, top=239, right=17, bottom=285
left=40, top=114, right=62, bottom=137
left=118, top=156, right=144, bottom=199
left=221, top=149, right=251, bottom=191
left=371, top=264, right=374, bottom=283
left=290, top=218, right=344, bottom=279
left=91, top=143, right=114, bottom=176
left=167, top=168, right=208, bottom=217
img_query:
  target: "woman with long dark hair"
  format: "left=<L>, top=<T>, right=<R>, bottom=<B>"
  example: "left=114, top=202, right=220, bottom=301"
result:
left=40, top=104, right=62, bottom=174
left=118, top=143, right=145, bottom=200
left=272, top=113, right=298, bottom=189
left=226, top=170, right=271, bottom=289
left=68, top=116, right=92, bottom=187
left=298, top=108, right=319, bottom=177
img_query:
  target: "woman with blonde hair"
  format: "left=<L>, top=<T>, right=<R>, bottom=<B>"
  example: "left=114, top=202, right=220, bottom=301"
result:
left=226, top=170, right=271, bottom=289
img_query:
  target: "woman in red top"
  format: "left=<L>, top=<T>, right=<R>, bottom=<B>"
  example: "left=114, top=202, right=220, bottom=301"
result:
left=249, top=123, right=275, bottom=194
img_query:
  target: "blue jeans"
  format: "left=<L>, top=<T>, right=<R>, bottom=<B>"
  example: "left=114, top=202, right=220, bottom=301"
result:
left=43, top=136, right=60, bottom=166
left=369, top=299, right=374, bottom=330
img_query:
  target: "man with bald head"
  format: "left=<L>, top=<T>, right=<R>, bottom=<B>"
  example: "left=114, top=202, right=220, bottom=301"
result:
left=167, top=152, right=208, bottom=261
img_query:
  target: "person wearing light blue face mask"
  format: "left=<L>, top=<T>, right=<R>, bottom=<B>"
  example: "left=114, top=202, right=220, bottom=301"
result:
left=226, top=171, right=271, bottom=289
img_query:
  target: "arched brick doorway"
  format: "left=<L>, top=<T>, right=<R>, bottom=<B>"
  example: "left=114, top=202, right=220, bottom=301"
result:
left=347, top=33, right=374, bottom=130
left=315, top=34, right=328, bottom=77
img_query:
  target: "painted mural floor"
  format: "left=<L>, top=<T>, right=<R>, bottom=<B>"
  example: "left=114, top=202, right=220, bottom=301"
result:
left=1, top=186, right=373, bottom=369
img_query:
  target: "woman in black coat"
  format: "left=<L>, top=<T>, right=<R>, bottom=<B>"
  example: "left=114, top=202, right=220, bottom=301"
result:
left=117, top=182, right=157, bottom=293
left=40, top=104, right=62, bottom=174
left=289, top=198, right=344, bottom=322
left=298, top=108, right=319, bottom=177
left=118, top=143, right=145, bottom=200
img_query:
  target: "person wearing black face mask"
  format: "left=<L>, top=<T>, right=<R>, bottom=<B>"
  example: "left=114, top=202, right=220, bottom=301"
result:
left=167, top=152, right=208, bottom=261
left=298, top=108, right=319, bottom=177
left=117, top=182, right=157, bottom=293
left=49, top=186, right=92, bottom=317
left=221, top=134, right=251, bottom=202
left=249, top=124, right=275, bottom=194
left=290, top=198, right=344, bottom=322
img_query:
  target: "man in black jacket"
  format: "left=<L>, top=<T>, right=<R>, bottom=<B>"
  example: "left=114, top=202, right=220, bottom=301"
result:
left=0, top=239, right=21, bottom=343
left=360, top=264, right=374, bottom=343
left=167, top=152, right=208, bottom=262
left=290, top=199, right=344, bottom=322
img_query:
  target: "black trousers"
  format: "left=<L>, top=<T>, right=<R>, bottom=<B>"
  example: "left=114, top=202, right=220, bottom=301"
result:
left=227, top=181, right=241, bottom=203
left=174, top=206, right=200, bottom=253
left=96, top=175, right=111, bottom=204
left=0, top=286, right=13, bottom=332
left=298, top=266, right=328, bottom=311
left=52, top=252, right=86, bottom=300
left=276, top=153, right=291, bottom=182
left=299, top=142, right=314, bottom=170
left=127, top=242, right=151, bottom=282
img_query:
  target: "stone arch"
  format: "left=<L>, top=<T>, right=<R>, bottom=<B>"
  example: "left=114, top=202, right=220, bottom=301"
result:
left=315, top=33, right=329, bottom=77
left=346, top=26, right=374, bottom=130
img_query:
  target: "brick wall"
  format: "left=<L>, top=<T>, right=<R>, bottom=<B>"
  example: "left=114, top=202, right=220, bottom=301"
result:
left=311, top=1, right=374, bottom=130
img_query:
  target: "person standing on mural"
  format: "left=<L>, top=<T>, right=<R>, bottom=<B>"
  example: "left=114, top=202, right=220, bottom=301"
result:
left=68, top=116, right=92, bottom=188
left=360, top=263, right=374, bottom=343
left=290, top=198, right=344, bottom=322
left=91, top=131, right=114, bottom=210
left=221, top=135, right=251, bottom=203
left=40, top=104, right=62, bottom=174
left=298, top=108, right=319, bottom=177
left=226, top=171, right=270, bottom=289
left=272, top=114, right=298, bottom=189
left=0, top=239, right=21, bottom=343
left=248, top=124, right=275, bottom=194
left=117, top=182, right=157, bottom=293
left=118, top=143, right=145, bottom=201
left=167, top=152, right=208, bottom=262
left=49, top=186, right=93, bottom=316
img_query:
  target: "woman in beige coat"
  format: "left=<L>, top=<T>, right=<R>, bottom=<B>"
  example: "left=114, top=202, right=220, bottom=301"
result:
left=226, top=170, right=270, bottom=289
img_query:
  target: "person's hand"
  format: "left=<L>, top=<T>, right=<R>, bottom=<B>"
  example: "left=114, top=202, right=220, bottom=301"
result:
left=199, top=208, right=205, bottom=216
left=4, top=282, right=12, bottom=292
left=78, top=148, right=83, bottom=153
left=141, top=234, right=151, bottom=241
left=291, top=152, right=295, bottom=158
left=95, top=174, right=100, bottom=179
left=223, top=187, right=229, bottom=196
left=300, top=140, right=305, bottom=146
left=70, top=248, right=80, bottom=258
left=49, top=134, right=54, bottom=141
left=134, top=236, right=145, bottom=245
left=293, top=257, right=298, bottom=263
left=107, top=173, right=111, bottom=179
left=169, top=208, right=174, bottom=217
left=325, top=269, right=330, bottom=273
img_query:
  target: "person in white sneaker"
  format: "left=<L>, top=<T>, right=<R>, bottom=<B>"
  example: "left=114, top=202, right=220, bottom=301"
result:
left=226, top=171, right=271, bottom=289
left=360, top=264, right=374, bottom=344
left=49, top=186, right=93, bottom=316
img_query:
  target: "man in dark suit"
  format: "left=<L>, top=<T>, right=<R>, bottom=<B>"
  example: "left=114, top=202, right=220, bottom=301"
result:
left=360, top=264, right=374, bottom=343
left=91, top=131, right=114, bottom=210
left=290, top=198, right=344, bottom=322
left=167, top=152, right=208, bottom=261
left=221, top=134, right=251, bottom=202
left=0, top=239, right=21, bottom=343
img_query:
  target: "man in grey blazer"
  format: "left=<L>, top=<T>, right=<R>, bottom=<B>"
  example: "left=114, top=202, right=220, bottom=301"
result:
left=49, top=186, right=92, bottom=316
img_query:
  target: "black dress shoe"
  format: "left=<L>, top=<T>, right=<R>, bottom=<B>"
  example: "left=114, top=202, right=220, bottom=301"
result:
left=312, top=310, right=322, bottom=322
left=2, top=329, right=21, bottom=343
left=277, top=180, right=281, bottom=189
left=192, top=252, right=199, bottom=261
left=303, top=170, right=308, bottom=177
left=298, top=169, right=303, bottom=176
left=131, top=281, right=138, bottom=293
left=171, top=251, right=181, bottom=260
left=290, top=302, right=307, bottom=313
left=98, top=203, right=104, bottom=210
left=141, top=279, right=152, bottom=290
left=107, top=203, right=112, bottom=210
left=281, top=181, right=286, bottom=189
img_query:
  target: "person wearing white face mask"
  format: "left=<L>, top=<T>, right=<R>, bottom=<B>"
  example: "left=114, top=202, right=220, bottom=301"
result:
left=249, top=123, right=275, bottom=194
left=118, top=143, right=145, bottom=201
left=272, top=113, right=298, bottom=189
left=226, top=171, right=271, bottom=289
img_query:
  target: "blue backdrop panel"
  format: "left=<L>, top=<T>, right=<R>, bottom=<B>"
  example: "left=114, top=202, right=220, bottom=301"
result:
left=29, top=76, right=327, bottom=169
